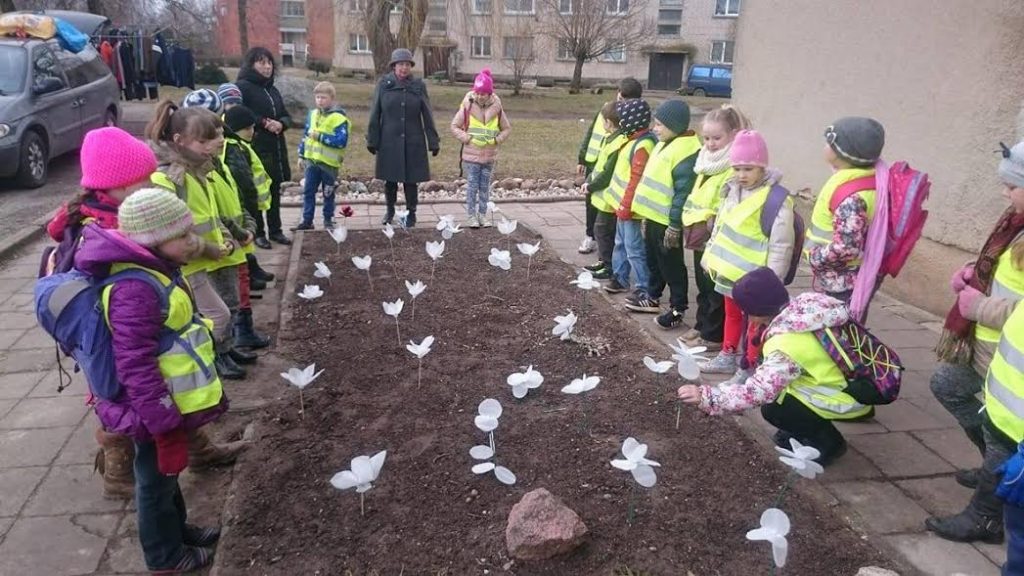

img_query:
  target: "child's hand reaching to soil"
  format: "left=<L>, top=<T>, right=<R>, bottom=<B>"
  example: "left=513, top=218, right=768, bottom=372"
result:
left=677, top=384, right=703, bottom=405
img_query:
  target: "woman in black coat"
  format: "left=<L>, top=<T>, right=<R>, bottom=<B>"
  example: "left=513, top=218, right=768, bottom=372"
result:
left=366, top=48, right=440, bottom=228
left=236, top=47, right=293, bottom=247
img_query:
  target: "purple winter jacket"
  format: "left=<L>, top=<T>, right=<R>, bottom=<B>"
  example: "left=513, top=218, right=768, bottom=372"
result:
left=74, top=225, right=229, bottom=441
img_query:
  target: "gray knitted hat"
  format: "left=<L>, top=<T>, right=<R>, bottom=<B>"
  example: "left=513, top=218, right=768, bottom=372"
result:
left=389, top=48, right=415, bottom=68
left=1000, top=141, right=1024, bottom=188
left=654, top=100, right=691, bottom=135
left=825, top=117, right=885, bottom=167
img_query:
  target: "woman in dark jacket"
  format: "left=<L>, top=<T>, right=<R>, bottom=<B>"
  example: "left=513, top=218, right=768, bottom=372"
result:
left=236, top=47, right=293, bottom=247
left=366, top=48, right=440, bottom=228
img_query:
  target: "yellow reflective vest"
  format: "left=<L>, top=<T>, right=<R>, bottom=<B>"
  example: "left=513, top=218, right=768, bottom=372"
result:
left=208, top=165, right=250, bottom=265
left=764, top=330, right=872, bottom=420
left=986, top=302, right=1024, bottom=442
left=631, top=135, right=702, bottom=227
left=467, top=113, right=500, bottom=147
left=805, top=168, right=877, bottom=264
left=151, top=170, right=224, bottom=277
left=704, top=184, right=792, bottom=296
left=222, top=138, right=272, bottom=212
left=589, top=133, right=629, bottom=214
left=605, top=133, right=657, bottom=214
left=301, top=108, right=349, bottom=169
left=976, top=233, right=1024, bottom=344
left=683, top=168, right=733, bottom=227
left=583, top=110, right=608, bottom=165
left=101, top=263, right=224, bottom=415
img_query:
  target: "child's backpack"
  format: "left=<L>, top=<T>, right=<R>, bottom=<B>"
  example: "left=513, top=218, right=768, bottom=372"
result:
left=34, top=268, right=174, bottom=397
left=760, top=184, right=806, bottom=285
left=814, top=320, right=904, bottom=405
left=829, top=161, right=930, bottom=278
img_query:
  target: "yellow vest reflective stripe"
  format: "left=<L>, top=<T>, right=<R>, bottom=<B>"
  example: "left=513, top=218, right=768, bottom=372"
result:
left=605, top=135, right=656, bottom=212
left=302, top=109, right=349, bottom=169
left=151, top=171, right=224, bottom=276
left=632, top=135, right=702, bottom=226
left=208, top=167, right=250, bottom=266
left=583, top=110, right=608, bottom=164
left=764, top=331, right=871, bottom=420
left=976, top=235, right=1024, bottom=343
left=589, top=133, right=628, bottom=214
left=467, top=113, right=500, bottom=147
left=805, top=168, right=878, bottom=265
left=985, top=303, right=1024, bottom=442
left=100, top=263, right=224, bottom=415
left=683, top=168, right=732, bottom=226
left=704, top=185, right=788, bottom=295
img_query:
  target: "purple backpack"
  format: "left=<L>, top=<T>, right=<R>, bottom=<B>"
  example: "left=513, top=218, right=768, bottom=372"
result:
left=760, top=184, right=805, bottom=285
left=814, top=321, right=903, bottom=405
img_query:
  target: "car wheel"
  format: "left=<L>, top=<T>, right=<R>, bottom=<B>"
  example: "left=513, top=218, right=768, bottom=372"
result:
left=104, top=108, right=117, bottom=127
left=693, top=88, right=707, bottom=98
left=16, top=131, right=48, bottom=189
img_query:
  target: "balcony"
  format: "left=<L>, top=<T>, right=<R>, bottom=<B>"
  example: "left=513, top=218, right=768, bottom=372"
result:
left=280, top=43, right=309, bottom=66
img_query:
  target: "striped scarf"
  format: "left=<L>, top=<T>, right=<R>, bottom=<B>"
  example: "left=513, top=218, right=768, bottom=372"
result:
left=694, top=144, right=732, bottom=175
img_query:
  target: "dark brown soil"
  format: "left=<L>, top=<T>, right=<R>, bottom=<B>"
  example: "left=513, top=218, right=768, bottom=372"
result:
left=217, top=225, right=891, bottom=575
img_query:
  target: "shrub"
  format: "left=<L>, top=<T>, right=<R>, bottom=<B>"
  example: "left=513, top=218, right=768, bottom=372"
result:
left=195, top=63, right=228, bottom=85
left=307, top=59, right=331, bottom=75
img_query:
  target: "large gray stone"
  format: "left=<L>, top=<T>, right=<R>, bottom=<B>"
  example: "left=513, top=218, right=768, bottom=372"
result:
left=506, top=488, right=588, bottom=561
left=0, top=516, right=107, bottom=576
left=274, top=74, right=317, bottom=119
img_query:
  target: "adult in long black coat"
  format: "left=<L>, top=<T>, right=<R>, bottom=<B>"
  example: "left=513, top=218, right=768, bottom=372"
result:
left=366, top=48, right=440, bottom=227
left=236, top=47, right=293, bottom=247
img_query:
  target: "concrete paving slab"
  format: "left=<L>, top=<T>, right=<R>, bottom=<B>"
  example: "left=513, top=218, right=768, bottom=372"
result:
left=849, top=432, right=955, bottom=478
left=0, top=329, right=25, bottom=351
left=896, top=370, right=933, bottom=400
left=883, top=533, right=1000, bottom=576
left=0, top=398, right=15, bottom=420
left=828, top=480, right=932, bottom=534
left=0, top=426, right=75, bottom=467
left=0, top=396, right=89, bottom=429
left=905, top=395, right=963, bottom=429
left=898, top=347, right=946, bottom=371
left=0, top=311, right=37, bottom=331
left=871, top=399, right=949, bottom=432
left=912, top=428, right=984, bottom=471
left=0, top=293, right=35, bottom=312
left=866, top=312, right=929, bottom=332
left=873, top=328, right=939, bottom=349
left=818, top=446, right=885, bottom=482
left=0, top=348, right=58, bottom=374
left=0, top=277, right=32, bottom=296
left=895, top=477, right=974, bottom=517
left=10, top=328, right=57, bottom=351
left=33, top=368, right=90, bottom=397
left=0, top=516, right=12, bottom=539
left=0, top=516, right=108, bottom=576
left=0, top=371, right=47, bottom=400
left=0, top=466, right=47, bottom=517
left=23, top=465, right=124, bottom=516
left=71, top=513, right=122, bottom=540
left=104, top=514, right=149, bottom=574
left=975, top=541, right=1008, bottom=569
left=55, top=422, right=100, bottom=466
left=835, top=419, right=890, bottom=435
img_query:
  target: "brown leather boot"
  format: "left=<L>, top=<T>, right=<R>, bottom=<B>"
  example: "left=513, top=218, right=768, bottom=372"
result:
left=187, top=426, right=248, bottom=471
left=94, top=427, right=135, bottom=500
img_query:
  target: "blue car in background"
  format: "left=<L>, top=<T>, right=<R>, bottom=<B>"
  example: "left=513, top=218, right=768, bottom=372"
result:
left=679, top=64, right=732, bottom=98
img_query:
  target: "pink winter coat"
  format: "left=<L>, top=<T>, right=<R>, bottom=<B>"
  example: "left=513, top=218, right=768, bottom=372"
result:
left=450, top=91, right=511, bottom=165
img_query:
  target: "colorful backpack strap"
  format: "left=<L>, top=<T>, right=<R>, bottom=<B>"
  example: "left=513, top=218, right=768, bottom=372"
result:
left=759, top=184, right=791, bottom=237
left=829, top=175, right=876, bottom=212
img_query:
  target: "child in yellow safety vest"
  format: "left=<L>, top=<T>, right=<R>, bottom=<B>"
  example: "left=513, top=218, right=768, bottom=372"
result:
left=295, top=81, right=350, bottom=231
left=450, top=68, right=511, bottom=228
left=585, top=102, right=628, bottom=279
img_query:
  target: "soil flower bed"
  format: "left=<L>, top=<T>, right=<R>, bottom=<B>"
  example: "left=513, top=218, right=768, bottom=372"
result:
left=216, top=225, right=890, bottom=575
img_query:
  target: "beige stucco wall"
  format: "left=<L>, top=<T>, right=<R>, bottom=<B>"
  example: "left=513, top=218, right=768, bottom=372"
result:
left=732, top=0, right=1024, bottom=315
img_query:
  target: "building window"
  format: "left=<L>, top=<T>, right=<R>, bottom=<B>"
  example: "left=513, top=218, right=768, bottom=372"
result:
left=349, top=33, right=370, bottom=53
left=558, top=0, right=572, bottom=14
left=426, top=0, right=446, bottom=32
left=710, top=40, right=734, bottom=64
left=502, top=36, right=534, bottom=59
left=657, top=8, right=681, bottom=36
left=714, top=0, right=740, bottom=16
left=281, top=1, right=305, bottom=17
left=659, top=0, right=682, bottom=5
left=472, top=0, right=492, bottom=13
left=504, top=0, right=534, bottom=14
left=349, top=0, right=365, bottom=11
left=470, top=36, right=492, bottom=57
left=556, top=38, right=573, bottom=61
left=599, top=42, right=625, bottom=62
left=606, top=0, right=628, bottom=14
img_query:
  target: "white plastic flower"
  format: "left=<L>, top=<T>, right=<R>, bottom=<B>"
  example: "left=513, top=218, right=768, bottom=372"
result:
left=436, top=215, right=455, bottom=231
left=298, top=284, right=324, bottom=300
left=746, top=508, right=791, bottom=568
left=643, top=356, right=674, bottom=374
left=474, top=398, right=502, bottom=432
left=507, top=365, right=544, bottom=399
left=280, top=363, right=325, bottom=389
left=441, top=223, right=463, bottom=240
left=487, top=201, right=500, bottom=214
left=382, top=299, right=404, bottom=318
left=330, top=450, right=387, bottom=494
left=406, top=335, right=434, bottom=359
left=328, top=225, right=348, bottom=245
left=561, top=374, right=600, bottom=394
left=497, top=218, right=518, bottom=236
left=471, top=460, right=517, bottom=485
left=425, top=240, right=445, bottom=260
left=670, top=339, right=708, bottom=381
left=313, top=261, right=331, bottom=281
left=352, top=255, right=372, bottom=270
left=382, top=223, right=395, bottom=239
left=610, top=437, right=661, bottom=488
left=552, top=310, right=578, bottom=341
left=570, top=271, right=601, bottom=291
left=405, top=279, right=426, bottom=298
left=488, top=248, right=512, bottom=271
left=775, top=438, right=825, bottom=480
left=395, top=208, right=410, bottom=227
left=516, top=242, right=540, bottom=256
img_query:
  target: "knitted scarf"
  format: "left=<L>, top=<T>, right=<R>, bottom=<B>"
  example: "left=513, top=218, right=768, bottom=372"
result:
left=694, top=144, right=732, bottom=175
left=936, top=207, right=1024, bottom=364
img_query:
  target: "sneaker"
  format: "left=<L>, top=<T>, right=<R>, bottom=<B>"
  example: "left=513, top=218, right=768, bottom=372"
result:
left=681, top=328, right=700, bottom=342
left=578, top=236, right=596, bottom=254
left=603, top=278, right=629, bottom=294
left=700, top=351, right=738, bottom=374
left=481, top=216, right=493, bottom=228
left=683, top=336, right=723, bottom=352
left=591, top=267, right=612, bottom=280
left=290, top=222, right=314, bottom=232
left=468, top=214, right=481, bottom=229
left=624, top=294, right=661, bottom=313
left=655, top=308, right=685, bottom=330
left=584, top=261, right=606, bottom=272
left=723, top=367, right=753, bottom=385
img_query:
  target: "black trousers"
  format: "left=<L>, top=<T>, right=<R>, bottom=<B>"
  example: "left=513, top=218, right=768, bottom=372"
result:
left=761, top=393, right=846, bottom=454
left=257, top=179, right=283, bottom=238
left=593, top=210, right=616, bottom=267
left=643, top=221, right=688, bottom=311
left=384, top=181, right=419, bottom=214
left=692, top=249, right=724, bottom=342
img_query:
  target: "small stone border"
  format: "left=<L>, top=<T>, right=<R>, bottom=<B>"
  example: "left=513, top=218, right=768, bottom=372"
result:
left=280, top=182, right=587, bottom=206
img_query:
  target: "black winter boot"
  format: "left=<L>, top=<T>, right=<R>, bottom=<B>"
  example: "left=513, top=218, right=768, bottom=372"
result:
left=228, top=347, right=257, bottom=365
left=234, top=310, right=271, bottom=349
left=955, top=425, right=988, bottom=489
left=215, top=353, right=245, bottom=380
left=249, top=275, right=267, bottom=292
left=247, top=254, right=275, bottom=282
left=925, top=468, right=1004, bottom=543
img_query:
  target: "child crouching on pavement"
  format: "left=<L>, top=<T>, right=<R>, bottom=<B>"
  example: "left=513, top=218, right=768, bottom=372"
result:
left=295, top=81, right=350, bottom=231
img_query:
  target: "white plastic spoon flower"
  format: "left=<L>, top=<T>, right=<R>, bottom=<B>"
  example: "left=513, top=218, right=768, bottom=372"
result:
left=352, top=255, right=372, bottom=270
left=561, top=374, right=600, bottom=394
left=474, top=398, right=502, bottom=433
left=406, top=335, right=434, bottom=388
left=425, top=240, right=445, bottom=260
left=436, top=215, right=455, bottom=231
left=382, top=299, right=404, bottom=317
left=497, top=218, right=517, bottom=236
left=329, top=225, right=348, bottom=253
left=396, top=208, right=410, bottom=229
left=330, top=450, right=387, bottom=517
left=313, top=261, right=332, bottom=284
left=775, top=438, right=825, bottom=480
left=472, top=459, right=517, bottom=485
left=488, top=247, right=512, bottom=271
left=746, top=508, right=791, bottom=568
left=570, top=270, right=601, bottom=291
left=610, top=437, right=661, bottom=488
left=406, top=279, right=427, bottom=299
left=552, top=310, right=578, bottom=341
left=441, top=222, right=462, bottom=240
left=643, top=356, right=674, bottom=374
left=507, top=365, right=544, bottom=399
left=669, top=339, right=709, bottom=381
left=298, top=284, right=324, bottom=300
left=280, top=363, right=324, bottom=417
left=382, top=223, right=395, bottom=239
left=517, top=242, right=540, bottom=279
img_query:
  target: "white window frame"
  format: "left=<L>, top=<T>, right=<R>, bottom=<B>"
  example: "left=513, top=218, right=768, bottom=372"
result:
left=470, top=35, right=492, bottom=58
left=556, top=38, right=573, bottom=61
left=558, top=0, right=573, bottom=14
left=598, top=42, right=626, bottom=63
left=709, top=40, right=734, bottom=64
left=502, top=36, right=534, bottom=60
left=472, top=0, right=493, bottom=14
left=657, top=8, right=682, bottom=36
left=503, top=0, right=535, bottom=15
left=280, top=1, right=305, bottom=17
left=606, top=0, right=628, bottom=15
left=349, top=33, right=371, bottom=54
left=714, top=0, right=740, bottom=17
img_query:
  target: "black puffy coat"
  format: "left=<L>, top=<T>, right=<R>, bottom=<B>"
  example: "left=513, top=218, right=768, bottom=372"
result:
left=236, top=68, right=293, bottom=183
left=366, top=72, right=439, bottom=184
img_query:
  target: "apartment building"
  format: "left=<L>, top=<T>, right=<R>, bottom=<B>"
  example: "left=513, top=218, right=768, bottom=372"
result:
left=333, top=0, right=739, bottom=88
left=215, top=0, right=335, bottom=66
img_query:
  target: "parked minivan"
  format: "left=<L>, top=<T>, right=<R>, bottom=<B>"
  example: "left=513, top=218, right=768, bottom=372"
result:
left=679, top=64, right=732, bottom=98
left=0, top=11, right=119, bottom=188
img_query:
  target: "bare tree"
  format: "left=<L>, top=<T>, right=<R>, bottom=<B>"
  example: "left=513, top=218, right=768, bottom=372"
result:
left=500, top=14, right=535, bottom=95
left=236, top=0, right=249, bottom=54
left=449, top=0, right=537, bottom=95
left=355, top=0, right=430, bottom=78
left=536, top=0, right=651, bottom=93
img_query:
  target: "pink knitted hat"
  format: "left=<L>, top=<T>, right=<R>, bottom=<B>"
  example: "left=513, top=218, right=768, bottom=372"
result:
left=473, top=68, right=494, bottom=95
left=729, top=129, right=769, bottom=168
left=80, top=127, right=157, bottom=190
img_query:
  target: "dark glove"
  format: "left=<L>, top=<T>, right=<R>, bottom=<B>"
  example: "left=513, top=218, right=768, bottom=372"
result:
left=155, top=427, right=190, bottom=475
left=339, top=205, right=354, bottom=218
left=664, top=226, right=682, bottom=250
left=431, top=148, right=440, bottom=157
left=997, top=443, right=1024, bottom=505
left=367, top=146, right=377, bottom=155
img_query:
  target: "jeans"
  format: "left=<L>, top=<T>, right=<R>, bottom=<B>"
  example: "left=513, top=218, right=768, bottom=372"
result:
left=301, top=162, right=337, bottom=225
left=1006, top=503, right=1024, bottom=576
left=134, top=440, right=188, bottom=570
left=593, top=210, right=616, bottom=266
left=693, top=249, right=724, bottom=342
left=464, top=161, right=493, bottom=216
left=643, top=220, right=688, bottom=311
left=612, top=219, right=649, bottom=291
